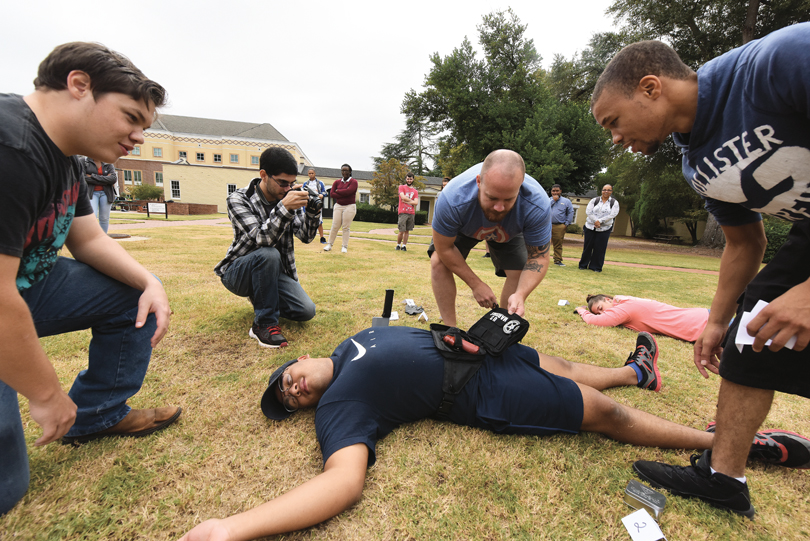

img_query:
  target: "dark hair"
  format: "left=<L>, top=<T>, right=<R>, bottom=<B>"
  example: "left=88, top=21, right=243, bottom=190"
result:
left=34, top=42, right=166, bottom=108
left=260, top=147, right=298, bottom=176
left=406, top=172, right=414, bottom=178
left=341, top=164, right=352, bottom=174
left=586, top=294, right=614, bottom=312
left=592, top=40, right=693, bottom=106
left=551, top=184, right=562, bottom=190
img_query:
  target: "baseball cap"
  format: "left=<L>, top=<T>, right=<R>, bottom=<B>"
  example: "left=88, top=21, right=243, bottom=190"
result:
left=260, top=359, right=299, bottom=420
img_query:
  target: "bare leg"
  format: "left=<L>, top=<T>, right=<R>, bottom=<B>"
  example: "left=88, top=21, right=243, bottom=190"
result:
left=500, top=269, right=521, bottom=308
left=538, top=352, right=636, bottom=390
left=318, top=224, right=324, bottom=238
left=578, top=384, right=714, bottom=449
left=402, top=231, right=410, bottom=246
left=710, top=380, right=774, bottom=478
left=431, top=252, right=457, bottom=327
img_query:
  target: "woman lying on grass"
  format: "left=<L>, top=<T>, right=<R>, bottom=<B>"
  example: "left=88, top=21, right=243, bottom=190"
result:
left=575, top=294, right=710, bottom=342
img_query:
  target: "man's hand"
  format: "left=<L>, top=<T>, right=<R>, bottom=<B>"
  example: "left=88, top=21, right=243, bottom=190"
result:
left=693, top=322, right=726, bottom=378
left=747, top=281, right=810, bottom=352
left=281, top=188, right=309, bottom=212
left=594, top=220, right=601, bottom=228
left=179, top=519, right=232, bottom=541
left=472, top=281, right=498, bottom=309
left=136, top=279, right=172, bottom=347
left=28, top=388, right=77, bottom=446
left=506, top=293, right=525, bottom=317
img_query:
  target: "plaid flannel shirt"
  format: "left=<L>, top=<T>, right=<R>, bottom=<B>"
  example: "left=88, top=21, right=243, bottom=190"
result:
left=214, top=177, right=320, bottom=281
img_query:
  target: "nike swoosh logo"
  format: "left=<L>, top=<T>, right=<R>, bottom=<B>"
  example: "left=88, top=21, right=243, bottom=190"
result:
left=350, top=339, right=366, bottom=361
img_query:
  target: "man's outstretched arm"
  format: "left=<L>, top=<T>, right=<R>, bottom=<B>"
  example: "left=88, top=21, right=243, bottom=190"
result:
left=179, top=443, right=369, bottom=541
left=432, top=230, right=497, bottom=308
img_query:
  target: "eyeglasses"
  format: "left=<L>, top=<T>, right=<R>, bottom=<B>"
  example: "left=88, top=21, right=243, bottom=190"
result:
left=277, top=368, right=299, bottom=412
left=272, top=176, right=295, bottom=189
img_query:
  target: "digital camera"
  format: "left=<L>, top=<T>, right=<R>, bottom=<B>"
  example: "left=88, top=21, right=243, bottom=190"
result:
left=295, top=184, right=323, bottom=213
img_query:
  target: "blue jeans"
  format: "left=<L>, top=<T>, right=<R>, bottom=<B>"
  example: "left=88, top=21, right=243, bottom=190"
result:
left=1, top=257, right=155, bottom=515
left=220, top=247, right=315, bottom=327
left=90, top=190, right=111, bottom=233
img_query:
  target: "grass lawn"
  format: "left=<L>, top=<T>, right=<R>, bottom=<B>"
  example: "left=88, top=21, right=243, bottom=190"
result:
left=4, top=220, right=809, bottom=540
left=109, top=211, right=225, bottom=224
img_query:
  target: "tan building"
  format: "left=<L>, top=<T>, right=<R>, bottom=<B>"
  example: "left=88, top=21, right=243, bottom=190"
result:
left=112, top=114, right=312, bottom=197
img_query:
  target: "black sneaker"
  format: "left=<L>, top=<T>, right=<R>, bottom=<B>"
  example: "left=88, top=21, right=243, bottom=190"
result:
left=320, top=237, right=327, bottom=244
left=483, top=253, right=491, bottom=258
left=401, top=246, right=407, bottom=252
left=249, top=323, right=288, bottom=348
left=633, top=451, right=755, bottom=518
left=624, top=332, right=661, bottom=391
left=395, top=245, right=401, bottom=251
left=554, top=261, right=565, bottom=266
left=706, top=422, right=810, bottom=468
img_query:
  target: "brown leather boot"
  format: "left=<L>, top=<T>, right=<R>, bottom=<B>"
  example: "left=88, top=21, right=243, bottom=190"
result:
left=62, top=406, right=182, bottom=445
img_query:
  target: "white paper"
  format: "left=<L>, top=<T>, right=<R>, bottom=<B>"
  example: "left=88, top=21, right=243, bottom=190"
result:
left=621, top=509, right=665, bottom=541
left=389, top=311, right=399, bottom=321
left=418, top=311, right=428, bottom=322
left=735, top=299, right=797, bottom=353
left=557, top=299, right=570, bottom=306
left=403, top=299, right=415, bottom=306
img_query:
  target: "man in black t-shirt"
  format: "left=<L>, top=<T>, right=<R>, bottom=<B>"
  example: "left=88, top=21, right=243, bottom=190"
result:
left=180, top=327, right=810, bottom=540
left=0, top=43, right=181, bottom=516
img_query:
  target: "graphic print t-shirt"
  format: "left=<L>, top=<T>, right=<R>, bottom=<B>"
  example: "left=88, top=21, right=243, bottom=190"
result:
left=0, top=94, right=92, bottom=290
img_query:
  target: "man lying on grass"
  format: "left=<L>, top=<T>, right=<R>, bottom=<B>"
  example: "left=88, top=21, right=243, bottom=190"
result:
left=180, top=327, right=810, bottom=541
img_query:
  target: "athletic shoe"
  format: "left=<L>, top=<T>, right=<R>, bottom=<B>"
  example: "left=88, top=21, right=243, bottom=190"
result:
left=320, top=237, right=327, bottom=244
left=706, top=422, right=810, bottom=469
left=554, top=261, right=565, bottom=266
left=323, top=244, right=332, bottom=252
left=401, top=246, right=407, bottom=252
left=483, top=253, right=491, bottom=258
left=633, top=451, right=755, bottom=518
left=249, top=323, right=288, bottom=348
left=395, top=245, right=401, bottom=251
left=341, top=247, right=348, bottom=253
left=625, top=331, right=661, bottom=392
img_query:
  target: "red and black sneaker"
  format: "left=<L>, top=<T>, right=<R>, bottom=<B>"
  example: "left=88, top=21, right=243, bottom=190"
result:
left=706, top=422, right=810, bottom=469
left=249, top=323, right=289, bottom=348
left=624, top=331, right=661, bottom=392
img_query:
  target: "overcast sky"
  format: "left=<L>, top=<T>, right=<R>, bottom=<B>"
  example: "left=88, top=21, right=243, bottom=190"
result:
left=1, top=0, right=617, bottom=172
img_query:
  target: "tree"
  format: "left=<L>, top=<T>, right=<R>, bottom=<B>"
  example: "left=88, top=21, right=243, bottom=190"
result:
left=373, top=92, right=441, bottom=176
left=129, top=184, right=164, bottom=201
left=606, top=0, right=810, bottom=247
left=387, top=8, right=608, bottom=194
left=370, top=159, right=426, bottom=211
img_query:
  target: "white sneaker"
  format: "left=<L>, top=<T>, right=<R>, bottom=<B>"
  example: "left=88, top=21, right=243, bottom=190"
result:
left=323, top=244, right=332, bottom=251
left=341, top=247, right=348, bottom=253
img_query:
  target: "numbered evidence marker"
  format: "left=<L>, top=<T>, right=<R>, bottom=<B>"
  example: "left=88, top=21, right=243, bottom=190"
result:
left=621, top=509, right=666, bottom=541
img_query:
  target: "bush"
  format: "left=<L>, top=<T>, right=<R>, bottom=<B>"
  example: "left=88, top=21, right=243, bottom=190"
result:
left=353, top=204, right=428, bottom=226
left=762, top=216, right=792, bottom=263
left=566, top=223, right=582, bottom=234
left=129, top=184, right=164, bottom=201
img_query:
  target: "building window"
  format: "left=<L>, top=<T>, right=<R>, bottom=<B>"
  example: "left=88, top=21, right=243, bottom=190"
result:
left=572, top=207, right=579, bottom=224
left=227, top=184, right=237, bottom=195
left=123, top=170, right=133, bottom=185
left=251, top=156, right=259, bottom=166
left=213, top=154, right=222, bottom=163
left=360, top=193, right=370, bottom=204
left=153, top=148, right=162, bottom=158
left=230, top=154, right=239, bottom=164
left=155, top=172, right=164, bottom=187
left=179, top=151, right=187, bottom=159
left=171, top=180, right=181, bottom=199
left=131, top=147, right=141, bottom=156
left=196, top=152, right=205, bottom=161
left=134, top=171, right=142, bottom=186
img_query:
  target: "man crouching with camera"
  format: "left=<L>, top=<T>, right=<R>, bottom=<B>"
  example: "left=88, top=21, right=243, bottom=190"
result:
left=215, top=147, right=322, bottom=348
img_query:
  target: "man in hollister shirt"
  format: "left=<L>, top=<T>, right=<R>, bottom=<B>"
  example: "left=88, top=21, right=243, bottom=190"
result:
left=592, top=24, right=810, bottom=517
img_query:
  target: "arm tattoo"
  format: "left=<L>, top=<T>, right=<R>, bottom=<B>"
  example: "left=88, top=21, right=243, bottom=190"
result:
left=524, top=242, right=550, bottom=273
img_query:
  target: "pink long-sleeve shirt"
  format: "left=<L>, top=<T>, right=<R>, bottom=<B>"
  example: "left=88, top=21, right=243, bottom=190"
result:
left=575, top=295, right=709, bottom=342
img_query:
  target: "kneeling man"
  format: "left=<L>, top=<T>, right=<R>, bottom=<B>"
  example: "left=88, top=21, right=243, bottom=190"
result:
left=430, top=149, right=551, bottom=326
left=215, top=147, right=320, bottom=348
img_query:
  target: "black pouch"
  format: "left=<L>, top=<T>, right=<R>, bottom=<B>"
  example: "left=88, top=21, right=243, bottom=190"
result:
left=467, top=308, right=529, bottom=356
left=430, top=324, right=486, bottom=420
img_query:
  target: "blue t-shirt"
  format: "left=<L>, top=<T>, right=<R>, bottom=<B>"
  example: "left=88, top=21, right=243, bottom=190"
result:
left=314, top=327, right=583, bottom=467
left=432, top=163, right=551, bottom=246
left=674, top=23, right=810, bottom=226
